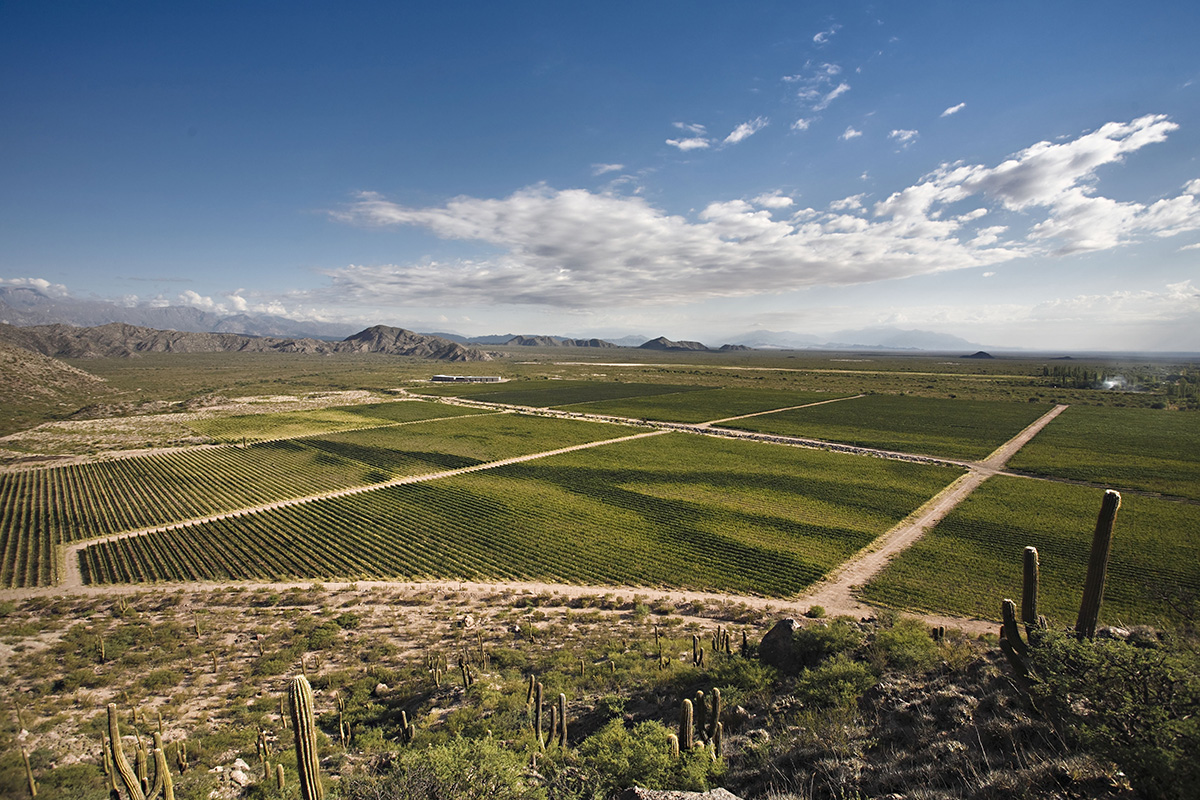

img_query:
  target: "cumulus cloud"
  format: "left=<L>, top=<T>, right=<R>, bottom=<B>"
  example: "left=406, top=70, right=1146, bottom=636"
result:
left=0, top=277, right=70, bottom=295
left=840, top=126, right=862, bottom=140
left=753, top=191, right=795, bottom=209
left=724, top=117, right=769, bottom=145
left=325, top=116, right=1200, bottom=310
left=666, top=137, right=711, bottom=151
left=591, top=163, right=624, bottom=176
left=941, top=102, right=966, bottom=117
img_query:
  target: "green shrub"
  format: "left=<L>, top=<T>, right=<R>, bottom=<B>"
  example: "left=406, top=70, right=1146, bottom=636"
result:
left=791, top=618, right=864, bottom=669
left=1028, top=629, right=1200, bottom=800
left=794, top=655, right=875, bottom=709
left=869, top=618, right=940, bottom=672
left=341, top=736, right=543, bottom=800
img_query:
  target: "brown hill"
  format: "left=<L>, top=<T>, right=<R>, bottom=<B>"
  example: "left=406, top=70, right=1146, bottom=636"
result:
left=0, top=322, right=496, bottom=361
left=639, top=336, right=710, bottom=351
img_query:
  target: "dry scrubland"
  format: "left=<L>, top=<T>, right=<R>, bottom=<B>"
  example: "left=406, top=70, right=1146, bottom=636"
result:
left=1, top=348, right=1198, bottom=799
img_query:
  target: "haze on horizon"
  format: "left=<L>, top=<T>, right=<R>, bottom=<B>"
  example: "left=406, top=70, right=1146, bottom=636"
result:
left=2, top=2, right=1199, bottom=352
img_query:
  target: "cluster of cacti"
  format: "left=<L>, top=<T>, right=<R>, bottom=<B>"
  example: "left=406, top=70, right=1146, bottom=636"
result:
left=459, top=657, right=476, bottom=688
left=288, top=674, right=324, bottom=800
left=399, top=710, right=416, bottom=744
left=426, top=652, right=448, bottom=686
left=1000, top=490, right=1121, bottom=682
left=674, top=689, right=723, bottom=758
left=174, top=741, right=188, bottom=773
left=256, top=728, right=271, bottom=779
left=105, top=703, right=174, bottom=800
left=930, top=625, right=946, bottom=642
left=691, top=634, right=704, bottom=667
left=711, top=627, right=733, bottom=655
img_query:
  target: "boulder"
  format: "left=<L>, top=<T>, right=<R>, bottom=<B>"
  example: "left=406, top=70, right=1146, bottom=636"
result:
left=758, top=618, right=800, bottom=671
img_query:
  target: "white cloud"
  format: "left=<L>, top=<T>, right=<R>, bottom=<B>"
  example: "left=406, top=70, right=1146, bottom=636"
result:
left=753, top=191, right=795, bottom=209
left=724, top=117, right=768, bottom=145
left=0, top=277, right=70, bottom=296
left=791, top=118, right=812, bottom=132
left=814, top=82, right=851, bottom=111
left=326, top=116, right=1200, bottom=311
left=889, top=129, right=919, bottom=146
left=982, top=272, right=995, bottom=277
left=666, top=137, right=711, bottom=151
left=840, top=126, right=862, bottom=140
left=813, top=25, right=841, bottom=44
left=591, top=163, right=624, bottom=176
left=673, top=122, right=707, bottom=135
left=941, top=102, right=966, bottom=117
left=1180, top=242, right=1200, bottom=251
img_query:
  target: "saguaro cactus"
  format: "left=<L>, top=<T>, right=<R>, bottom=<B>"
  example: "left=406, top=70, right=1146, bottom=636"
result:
left=535, top=682, right=545, bottom=750
left=708, top=688, right=722, bottom=742
left=679, top=699, right=694, bottom=750
left=1076, top=490, right=1120, bottom=640
left=1022, top=546, right=1040, bottom=627
left=288, top=675, right=324, bottom=800
left=556, top=693, right=568, bottom=749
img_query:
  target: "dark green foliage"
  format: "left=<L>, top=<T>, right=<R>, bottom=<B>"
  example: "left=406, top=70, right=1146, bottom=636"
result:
left=570, top=719, right=722, bottom=797
left=793, top=655, right=876, bottom=709
left=790, top=618, right=865, bottom=669
left=868, top=618, right=940, bottom=672
left=340, top=737, right=543, bottom=800
left=1028, top=629, right=1200, bottom=800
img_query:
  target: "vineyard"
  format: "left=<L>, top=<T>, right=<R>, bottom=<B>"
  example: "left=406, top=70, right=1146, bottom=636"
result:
left=0, top=413, right=638, bottom=588
left=858, top=475, right=1200, bottom=627
left=78, top=433, right=963, bottom=595
left=409, top=380, right=715, bottom=406
left=188, top=398, right=487, bottom=443
left=1005, top=405, right=1200, bottom=500
left=557, top=388, right=856, bottom=423
left=723, top=395, right=1050, bottom=461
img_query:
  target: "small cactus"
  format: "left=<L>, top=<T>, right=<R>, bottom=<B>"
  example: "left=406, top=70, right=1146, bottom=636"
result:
left=1022, top=546, right=1040, bottom=627
left=535, top=682, right=545, bottom=750
left=708, top=688, right=722, bottom=741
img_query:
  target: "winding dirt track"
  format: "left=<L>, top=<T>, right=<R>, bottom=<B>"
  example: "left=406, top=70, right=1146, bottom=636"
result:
left=15, top=400, right=1070, bottom=637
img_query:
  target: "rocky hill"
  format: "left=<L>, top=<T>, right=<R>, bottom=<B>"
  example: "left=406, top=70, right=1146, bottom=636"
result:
left=0, top=322, right=496, bottom=362
left=640, top=336, right=711, bottom=351
left=505, top=335, right=617, bottom=347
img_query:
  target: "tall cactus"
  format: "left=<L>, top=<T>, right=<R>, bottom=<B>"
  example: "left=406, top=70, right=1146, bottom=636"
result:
left=535, top=682, right=545, bottom=751
left=1076, top=490, right=1120, bottom=640
left=288, top=675, right=324, bottom=800
left=1021, top=546, right=1040, bottom=627
left=708, top=688, right=722, bottom=742
left=556, top=693, right=568, bottom=749
left=679, top=699, right=694, bottom=750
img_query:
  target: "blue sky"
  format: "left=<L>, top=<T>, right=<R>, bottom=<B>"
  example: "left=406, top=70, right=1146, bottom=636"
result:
left=3, top=2, right=1199, bottom=350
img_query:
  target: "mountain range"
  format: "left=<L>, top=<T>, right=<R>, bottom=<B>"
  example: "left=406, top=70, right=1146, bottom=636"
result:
left=0, top=286, right=990, bottom=353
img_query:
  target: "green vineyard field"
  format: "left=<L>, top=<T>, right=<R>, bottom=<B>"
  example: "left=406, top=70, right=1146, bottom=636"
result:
left=559, top=388, right=856, bottom=423
left=859, top=475, right=1200, bottom=626
left=80, top=433, right=963, bottom=596
left=1005, top=405, right=1200, bottom=500
left=723, top=395, right=1050, bottom=461
left=188, top=399, right=486, bottom=443
left=0, top=413, right=637, bottom=588
left=409, top=380, right=714, bottom=407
